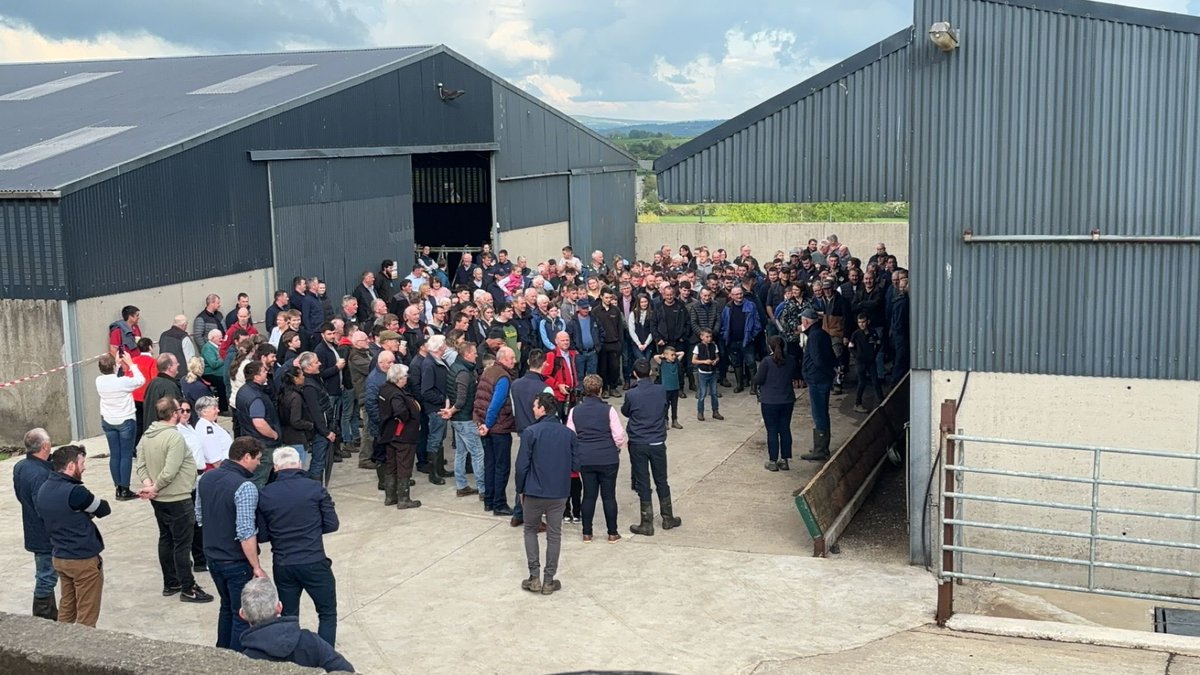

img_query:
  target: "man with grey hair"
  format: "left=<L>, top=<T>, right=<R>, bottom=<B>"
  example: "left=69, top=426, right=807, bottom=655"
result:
left=298, top=351, right=336, bottom=483
left=257, top=446, right=341, bottom=647
left=13, top=427, right=58, bottom=620
left=159, top=314, right=198, bottom=383
left=239, top=577, right=354, bottom=671
left=420, top=334, right=452, bottom=486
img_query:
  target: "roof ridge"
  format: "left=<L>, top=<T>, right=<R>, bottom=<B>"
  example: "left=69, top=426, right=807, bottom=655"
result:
left=1, top=45, right=440, bottom=68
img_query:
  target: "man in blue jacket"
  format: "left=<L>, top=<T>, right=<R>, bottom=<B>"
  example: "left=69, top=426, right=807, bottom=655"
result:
left=257, top=447, right=341, bottom=648
left=13, top=428, right=57, bottom=620
left=240, top=578, right=355, bottom=672
left=720, top=286, right=763, bottom=395
left=515, top=392, right=579, bottom=595
left=622, top=359, right=683, bottom=536
left=799, top=308, right=837, bottom=462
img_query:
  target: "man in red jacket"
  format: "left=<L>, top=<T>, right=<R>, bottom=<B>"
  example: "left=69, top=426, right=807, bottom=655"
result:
left=542, top=331, right=579, bottom=422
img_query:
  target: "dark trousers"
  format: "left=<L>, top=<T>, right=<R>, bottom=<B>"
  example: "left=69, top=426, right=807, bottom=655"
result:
left=599, top=347, right=622, bottom=389
left=809, top=382, right=832, bottom=433
left=580, top=463, right=619, bottom=536
left=666, top=390, right=680, bottom=421
left=208, top=559, right=252, bottom=651
left=891, top=339, right=910, bottom=386
left=565, top=476, right=582, bottom=518
left=275, top=558, right=338, bottom=648
left=761, top=402, right=795, bottom=461
left=855, top=363, right=886, bottom=406
left=152, top=499, right=196, bottom=590
left=629, top=442, right=672, bottom=505
left=190, top=482, right=205, bottom=568
left=385, top=441, right=416, bottom=481
left=483, top=432, right=513, bottom=510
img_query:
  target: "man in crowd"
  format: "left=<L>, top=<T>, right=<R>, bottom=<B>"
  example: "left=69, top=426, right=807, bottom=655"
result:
left=623, top=359, right=682, bottom=536
left=448, top=341, right=485, bottom=498
left=476, top=345, right=517, bottom=516
left=720, top=286, right=763, bottom=395
left=13, top=428, right=57, bottom=620
left=135, top=397, right=213, bottom=603
left=239, top=578, right=355, bottom=672
left=143, top=354, right=183, bottom=430
left=234, top=362, right=281, bottom=487
left=652, top=285, right=692, bottom=393
left=595, top=290, right=625, bottom=398
left=567, top=298, right=601, bottom=379
left=257, top=447, right=341, bottom=648
left=516, top=392, right=578, bottom=596
left=265, top=291, right=291, bottom=333
left=108, top=305, right=143, bottom=360
left=799, top=308, right=836, bottom=462
left=159, top=315, right=198, bottom=383
left=365, top=349, right=396, bottom=486
left=420, top=335, right=453, bottom=486
left=352, top=271, right=378, bottom=323
left=505, top=349, right=552, bottom=527
left=37, top=445, right=110, bottom=627
left=298, top=351, right=337, bottom=483
left=193, top=294, right=224, bottom=345
left=196, top=437, right=267, bottom=652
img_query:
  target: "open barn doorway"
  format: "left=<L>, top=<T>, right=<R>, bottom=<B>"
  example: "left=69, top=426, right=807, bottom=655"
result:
left=411, top=151, right=492, bottom=279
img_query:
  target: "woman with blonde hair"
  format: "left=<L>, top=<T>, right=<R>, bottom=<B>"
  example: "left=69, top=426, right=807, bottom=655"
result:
left=181, top=357, right=213, bottom=424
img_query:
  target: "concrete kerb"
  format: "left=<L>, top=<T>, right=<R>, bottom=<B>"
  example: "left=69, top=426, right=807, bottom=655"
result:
left=0, top=612, right=317, bottom=675
left=946, top=613, right=1200, bottom=658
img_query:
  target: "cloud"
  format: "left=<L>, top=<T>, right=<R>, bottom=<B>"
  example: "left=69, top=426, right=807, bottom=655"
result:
left=2, top=1, right=1199, bottom=120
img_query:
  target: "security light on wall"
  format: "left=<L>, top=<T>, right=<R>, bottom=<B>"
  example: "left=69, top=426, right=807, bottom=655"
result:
left=437, top=82, right=466, bottom=101
left=929, top=21, right=959, bottom=52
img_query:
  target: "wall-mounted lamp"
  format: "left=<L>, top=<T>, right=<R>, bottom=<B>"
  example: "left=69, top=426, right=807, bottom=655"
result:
left=437, top=82, right=466, bottom=102
left=928, top=21, right=960, bottom=52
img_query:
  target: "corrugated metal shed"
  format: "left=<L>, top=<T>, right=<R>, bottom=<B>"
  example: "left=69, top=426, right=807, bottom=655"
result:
left=910, top=0, right=1200, bottom=381
left=0, top=47, right=433, bottom=193
left=654, top=29, right=912, bottom=204
left=0, top=46, right=636, bottom=301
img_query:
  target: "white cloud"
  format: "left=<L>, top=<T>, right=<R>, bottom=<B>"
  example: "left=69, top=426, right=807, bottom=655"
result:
left=516, top=72, right=582, bottom=107
left=0, top=21, right=192, bottom=63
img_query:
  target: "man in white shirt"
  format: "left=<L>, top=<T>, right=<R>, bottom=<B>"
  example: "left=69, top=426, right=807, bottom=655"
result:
left=405, top=264, right=427, bottom=295
left=96, top=351, right=144, bottom=501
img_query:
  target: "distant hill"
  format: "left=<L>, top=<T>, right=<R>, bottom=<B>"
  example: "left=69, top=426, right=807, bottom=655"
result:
left=574, top=115, right=724, bottom=138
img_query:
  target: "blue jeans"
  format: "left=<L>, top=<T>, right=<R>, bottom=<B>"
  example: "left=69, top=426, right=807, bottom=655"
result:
left=761, top=402, right=795, bottom=460
left=809, top=382, right=832, bottom=433
left=307, top=435, right=330, bottom=481
left=275, top=558, right=338, bottom=648
left=426, top=414, right=447, bottom=464
left=101, top=418, right=136, bottom=488
left=575, top=350, right=598, bottom=379
left=290, top=443, right=309, bottom=469
left=208, top=559, right=252, bottom=651
left=696, top=372, right=719, bottom=413
left=34, top=552, right=57, bottom=598
left=483, top=432, right=513, bottom=511
left=338, top=390, right=360, bottom=443
left=451, top=421, right=486, bottom=491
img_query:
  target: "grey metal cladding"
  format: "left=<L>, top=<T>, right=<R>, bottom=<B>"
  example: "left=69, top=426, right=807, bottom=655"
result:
left=655, top=29, right=912, bottom=204
left=573, top=171, right=637, bottom=260
left=0, top=199, right=67, bottom=299
left=910, top=0, right=1200, bottom=380
left=397, top=52, right=494, bottom=146
left=271, top=156, right=413, bottom=301
left=0, top=46, right=433, bottom=192
left=498, top=176, right=570, bottom=231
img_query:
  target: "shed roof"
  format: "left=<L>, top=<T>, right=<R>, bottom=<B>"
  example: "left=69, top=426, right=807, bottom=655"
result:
left=0, top=46, right=438, bottom=193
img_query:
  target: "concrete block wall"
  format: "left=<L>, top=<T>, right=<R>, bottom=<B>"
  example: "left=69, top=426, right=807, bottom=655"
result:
left=71, top=268, right=275, bottom=439
left=0, top=300, right=69, bottom=446
left=498, top=221, right=569, bottom=268
left=635, top=221, right=909, bottom=269
left=927, top=370, right=1200, bottom=598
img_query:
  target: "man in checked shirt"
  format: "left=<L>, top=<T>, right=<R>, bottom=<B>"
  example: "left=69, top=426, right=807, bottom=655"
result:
left=195, top=437, right=267, bottom=652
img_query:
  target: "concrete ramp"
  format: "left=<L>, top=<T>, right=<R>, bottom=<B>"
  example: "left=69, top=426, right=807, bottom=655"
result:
left=795, top=373, right=910, bottom=556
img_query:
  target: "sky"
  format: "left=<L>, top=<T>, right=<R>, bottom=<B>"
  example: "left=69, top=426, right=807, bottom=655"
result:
left=1, top=0, right=1198, bottom=121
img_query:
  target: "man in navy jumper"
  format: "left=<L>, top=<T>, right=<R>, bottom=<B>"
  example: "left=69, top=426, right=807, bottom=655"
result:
left=36, top=445, right=111, bottom=626
left=257, top=447, right=341, bottom=647
left=515, top=392, right=579, bottom=595
left=13, top=428, right=58, bottom=620
left=799, top=308, right=837, bottom=462
left=623, top=359, right=683, bottom=536
left=196, top=437, right=267, bottom=651
left=506, top=349, right=553, bottom=527
left=240, top=578, right=355, bottom=672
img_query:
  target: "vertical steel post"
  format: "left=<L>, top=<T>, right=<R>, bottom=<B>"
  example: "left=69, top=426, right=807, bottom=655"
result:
left=1088, top=447, right=1102, bottom=590
left=936, top=399, right=957, bottom=626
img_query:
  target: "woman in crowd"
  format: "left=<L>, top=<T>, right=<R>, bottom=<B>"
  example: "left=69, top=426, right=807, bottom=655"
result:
left=678, top=244, right=695, bottom=272
left=181, top=357, right=214, bottom=424
left=279, top=366, right=314, bottom=470
left=96, top=351, right=144, bottom=501
left=200, top=328, right=228, bottom=413
left=379, top=363, right=422, bottom=509
left=627, top=294, right=655, bottom=364
left=566, top=375, right=626, bottom=543
left=428, top=274, right=451, bottom=301
left=754, top=336, right=800, bottom=471
left=193, top=395, right=232, bottom=470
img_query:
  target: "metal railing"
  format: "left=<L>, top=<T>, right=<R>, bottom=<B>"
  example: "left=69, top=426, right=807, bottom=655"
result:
left=934, top=400, right=1200, bottom=625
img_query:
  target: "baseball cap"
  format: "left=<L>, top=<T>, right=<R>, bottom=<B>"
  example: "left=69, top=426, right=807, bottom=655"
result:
left=577, top=298, right=592, bottom=310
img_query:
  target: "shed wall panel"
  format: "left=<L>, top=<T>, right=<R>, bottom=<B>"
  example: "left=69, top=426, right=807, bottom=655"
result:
left=910, top=0, right=1200, bottom=381
left=0, top=199, right=67, bottom=299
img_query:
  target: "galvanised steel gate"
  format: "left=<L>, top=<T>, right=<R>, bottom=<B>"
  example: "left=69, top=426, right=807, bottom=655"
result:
left=934, top=400, right=1200, bottom=625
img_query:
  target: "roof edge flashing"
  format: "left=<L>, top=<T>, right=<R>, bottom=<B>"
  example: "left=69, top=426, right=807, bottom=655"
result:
left=983, top=0, right=1200, bottom=36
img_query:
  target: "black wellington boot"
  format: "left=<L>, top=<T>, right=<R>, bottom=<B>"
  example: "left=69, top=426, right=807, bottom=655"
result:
left=659, top=499, right=682, bottom=530
left=629, top=501, right=655, bottom=536
left=383, top=474, right=398, bottom=506
left=397, top=481, right=422, bottom=509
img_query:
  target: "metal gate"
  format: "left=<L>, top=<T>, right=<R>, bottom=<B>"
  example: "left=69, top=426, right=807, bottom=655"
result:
left=935, top=400, right=1200, bottom=625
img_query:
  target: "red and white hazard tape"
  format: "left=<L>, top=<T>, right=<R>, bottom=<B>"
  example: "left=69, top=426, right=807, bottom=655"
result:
left=0, top=353, right=107, bottom=390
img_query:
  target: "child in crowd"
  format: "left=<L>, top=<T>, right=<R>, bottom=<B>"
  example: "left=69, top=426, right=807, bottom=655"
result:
left=691, top=329, right=723, bottom=422
left=653, top=345, right=683, bottom=430
left=847, top=313, right=886, bottom=413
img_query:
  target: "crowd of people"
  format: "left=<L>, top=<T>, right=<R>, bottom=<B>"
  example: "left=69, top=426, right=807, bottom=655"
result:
left=14, top=234, right=909, bottom=672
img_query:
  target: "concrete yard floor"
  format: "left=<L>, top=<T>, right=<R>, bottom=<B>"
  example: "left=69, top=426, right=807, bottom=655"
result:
left=7, top=387, right=1178, bottom=673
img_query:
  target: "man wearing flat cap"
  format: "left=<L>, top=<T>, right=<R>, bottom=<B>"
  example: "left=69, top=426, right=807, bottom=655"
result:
left=799, top=307, right=836, bottom=462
